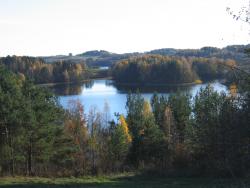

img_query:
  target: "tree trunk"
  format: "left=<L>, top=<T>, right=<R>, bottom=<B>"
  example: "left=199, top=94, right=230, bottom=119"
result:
left=5, top=125, right=15, bottom=176
left=10, top=137, right=15, bottom=176
left=27, top=136, right=32, bottom=176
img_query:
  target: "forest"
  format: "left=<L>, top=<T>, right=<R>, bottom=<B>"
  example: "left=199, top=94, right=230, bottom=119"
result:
left=0, top=56, right=91, bottom=84
left=0, top=54, right=236, bottom=85
left=0, top=61, right=249, bottom=178
left=111, top=55, right=235, bottom=84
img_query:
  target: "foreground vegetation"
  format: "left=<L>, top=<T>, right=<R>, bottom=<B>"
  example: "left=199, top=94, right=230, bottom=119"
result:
left=1, top=175, right=250, bottom=188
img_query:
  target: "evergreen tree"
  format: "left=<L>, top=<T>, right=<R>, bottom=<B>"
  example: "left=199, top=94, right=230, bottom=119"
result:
left=108, top=115, right=131, bottom=171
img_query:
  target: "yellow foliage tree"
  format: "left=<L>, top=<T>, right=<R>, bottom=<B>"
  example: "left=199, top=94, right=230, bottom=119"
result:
left=143, top=101, right=152, bottom=117
left=119, top=115, right=132, bottom=143
left=229, top=83, right=237, bottom=97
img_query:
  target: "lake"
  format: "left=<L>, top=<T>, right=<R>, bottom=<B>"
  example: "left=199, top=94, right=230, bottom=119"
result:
left=49, top=79, right=228, bottom=119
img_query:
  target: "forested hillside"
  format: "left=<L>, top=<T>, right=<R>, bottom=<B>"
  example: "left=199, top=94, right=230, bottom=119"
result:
left=42, top=50, right=137, bottom=67
left=111, top=55, right=235, bottom=84
left=149, top=45, right=250, bottom=68
left=41, top=45, right=250, bottom=69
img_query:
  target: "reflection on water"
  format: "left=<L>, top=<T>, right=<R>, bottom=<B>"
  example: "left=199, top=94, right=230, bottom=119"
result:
left=114, top=83, right=197, bottom=94
left=48, top=79, right=228, bottom=119
left=49, top=81, right=95, bottom=95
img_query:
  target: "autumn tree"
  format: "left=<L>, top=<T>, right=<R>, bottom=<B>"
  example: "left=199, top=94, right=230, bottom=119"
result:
left=64, top=99, right=88, bottom=175
left=0, top=56, right=88, bottom=84
left=87, top=106, right=102, bottom=174
left=112, top=55, right=228, bottom=84
left=108, top=115, right=131, bottom=171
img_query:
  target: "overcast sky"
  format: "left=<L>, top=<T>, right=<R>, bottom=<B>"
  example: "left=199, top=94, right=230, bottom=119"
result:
left=0, top=0, right=249, bottom=56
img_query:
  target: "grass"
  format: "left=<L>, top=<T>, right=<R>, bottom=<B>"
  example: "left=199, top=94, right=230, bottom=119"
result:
left=0, top=174, right=249, bottom=188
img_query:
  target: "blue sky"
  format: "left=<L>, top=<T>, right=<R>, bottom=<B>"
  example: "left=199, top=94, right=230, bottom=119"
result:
left=0, top=0, right=249, bottom=56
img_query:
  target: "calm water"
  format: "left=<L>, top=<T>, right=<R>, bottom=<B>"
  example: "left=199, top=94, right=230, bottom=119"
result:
left=49, top=79, right=228, bottom=119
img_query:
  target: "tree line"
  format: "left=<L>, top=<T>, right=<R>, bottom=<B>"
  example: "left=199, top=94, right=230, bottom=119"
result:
left=149, top=45, right=250, bottom=68
left=0, top=64, right=249, bottom=177
left=0, top=56, right=89, bottom=84
left=43, top=45, right=250, bottom=69
left=0, top=55, right=236, bottom=85
left=111, top=55, right=236, bottom=84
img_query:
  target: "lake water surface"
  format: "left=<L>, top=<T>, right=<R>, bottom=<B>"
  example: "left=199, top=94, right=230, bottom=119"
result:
left=49, top=79, right=228, bottom=119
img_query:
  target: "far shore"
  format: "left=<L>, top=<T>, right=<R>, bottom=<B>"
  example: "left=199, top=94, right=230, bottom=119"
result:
left=37, top=78, right=226, bottom=88
left=37, top=77, right=113, bottom=87
left=114, top=81, right=199, bottom=87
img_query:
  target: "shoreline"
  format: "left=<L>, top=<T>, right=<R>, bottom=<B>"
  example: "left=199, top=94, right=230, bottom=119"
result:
left=38, top=78, right=225, bottom=88
left=113, top=79, right=226, bottom=87
left=114, top=82, right=199, bottom=87
left=37, top=77, right=113, bottom=87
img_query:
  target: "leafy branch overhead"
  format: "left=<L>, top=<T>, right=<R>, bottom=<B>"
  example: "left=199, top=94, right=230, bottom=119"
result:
left=226, top=1, right=250, bottom=23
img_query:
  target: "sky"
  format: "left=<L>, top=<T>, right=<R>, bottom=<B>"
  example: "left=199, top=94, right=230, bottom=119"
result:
left=0, top=0, right=249, bottom=56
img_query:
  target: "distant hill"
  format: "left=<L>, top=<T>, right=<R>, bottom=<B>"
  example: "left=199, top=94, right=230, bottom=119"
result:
left=41, top=44, right=250, bottom=69
left=148, top=45, right=250, bottom=68
left=77, top=50, right=114, bottom=57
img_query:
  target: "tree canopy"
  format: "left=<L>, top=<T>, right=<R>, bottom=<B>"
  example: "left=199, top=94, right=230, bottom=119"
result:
left=112, top=55, right=233, bottom=84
